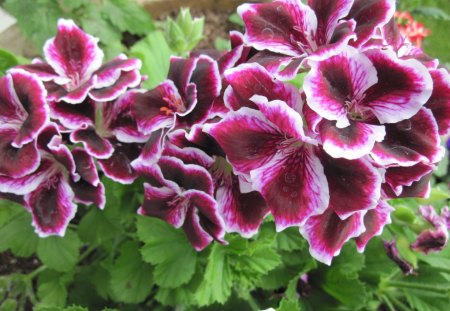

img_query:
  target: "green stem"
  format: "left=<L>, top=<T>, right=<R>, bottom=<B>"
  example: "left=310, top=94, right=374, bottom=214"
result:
left=381, top=294, right=396, bottom=311
left=387, top=293, right=412, bottom=311
left=429, top=265, right=450, bottom=274
left=386, top=280, right=449, bottom=293
left=78, top=244, right=97, bottom=263
left=26, top=265, right=47, bottom=280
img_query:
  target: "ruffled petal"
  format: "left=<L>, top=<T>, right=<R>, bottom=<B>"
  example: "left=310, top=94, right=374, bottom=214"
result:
left=320, top=151, right=381, bottom=219
left=300, top=209, right=366, bottom=265
left=70, top=179, right=105, bottom=209
left=204, top=108, right=281, bottom=176
left=71, top=147, right=99, bottom=186
left=304, top=47, right=377, bottom=128
left=70, top=126, right=114, bottom=159
left=355, top=200, right=393, bottom=252
left=44, top=19, right=103, bottom=88
left=0, top=157, right=55, bottom=195
left=216, top=174, right=269, bottom=238
left=346, top=0, right=395, bottom=47
left=139, top=184, right=184, bottom=228
left=0, top=127, right=40, bottom=178
left=425, top=69, right=450, bottom=135
left=98, top=143, right=141, bottom=184
left=25, top=170, right=77, bottom=237
left=224, top=63, right=302, bottom=111
left=48, top=99, right=95, bottom=130
left=8, top=69, right=49, bottom=147
left=363, top=49, right=432, bottom=124
left=371, top=108, right=442, bottom=166
left=320, top=120, right=385, bottom=160
left=250, top=145, right=329, bottom=231
left=89, top=70, right=141, bottom=102
left=132, top=80, right=180, bottom=135
left=238, top=0, right=317, bottom=57
left=383, top=163, right=434, bottom=197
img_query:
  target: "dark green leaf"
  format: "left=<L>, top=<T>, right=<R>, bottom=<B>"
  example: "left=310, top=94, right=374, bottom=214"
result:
left=102, top=0, right=154, bottom=35
left=109, top=241, right=154, bottom=304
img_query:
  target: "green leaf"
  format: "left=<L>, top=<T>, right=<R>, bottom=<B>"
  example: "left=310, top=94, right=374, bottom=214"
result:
left=137, top=216, right=197, bottom=288
left=102, top=0, right=154, bottom=35
left=0, top=299, right=17, bottom=311
left=109, top=241, right=154, bottom=304
left=77, top=208, right=121, bottom=245
left=4, top=0, right=62, bottom=48
left=37, top=270, right=73, bottom=307
left=412, top=6, right=450, bottom=21
left=37, top=230, right=81, bottom=272
left=288, top=72, right=307, bottom=89
left=278, top=298, right=301, bottom=311
left=129, top=30, right=172, bottom=89
left=0, top=48, right=19, bottom=76
left=0, top=201, right=38, bottom=257
left=196, top=243, right=233, bottom=306
left=275, top=227, right=307, bottom=251
left=229, top=13, right=245, bottom=27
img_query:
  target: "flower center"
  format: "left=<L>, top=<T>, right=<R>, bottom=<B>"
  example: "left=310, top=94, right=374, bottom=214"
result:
left=161, top=92, right=186, bottom=116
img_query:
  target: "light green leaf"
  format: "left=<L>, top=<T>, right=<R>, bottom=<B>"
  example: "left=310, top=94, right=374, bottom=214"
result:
left=102, top=0, right=154, bottom=35
left=129, top=31, right=172, bottom=89
left=77, top=208, right=121, bottom=245
left=0, top=48, right=20, bottom=76
left=109, top=241, right=154, bottom=304
left=37, top=270, right=73, bottom=307
left=137, top=216, right=197, bottom=288
left=37, top=230, right=81, bottom=272
left=0, top=201, right=38, bottom=257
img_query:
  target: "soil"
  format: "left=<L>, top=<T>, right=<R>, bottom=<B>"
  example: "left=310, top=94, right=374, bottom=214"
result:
left=0, top=251, right=40, bottom=276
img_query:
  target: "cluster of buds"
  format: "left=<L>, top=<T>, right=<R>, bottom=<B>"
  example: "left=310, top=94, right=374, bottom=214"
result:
left=1, top=0, right=449, bottom=265
left=395, top=11, right=431, bottom=48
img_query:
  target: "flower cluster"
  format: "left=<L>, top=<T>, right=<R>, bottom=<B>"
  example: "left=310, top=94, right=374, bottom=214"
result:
left=1, top=1, right=449, bottom=265
left=395, top=11, right=431, bottom=49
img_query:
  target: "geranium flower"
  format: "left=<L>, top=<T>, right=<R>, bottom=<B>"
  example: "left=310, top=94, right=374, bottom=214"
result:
left=412, top=205, right=450, bottom=254
left=0, top=69, right=49, bottom=178
left=132, top=55, right=221, bottom=134
left=303, top=46, right=432, bottom=160
left=237, top=0, right=395, bottom=79
left=133, top=156, right=226, bottom=251
left=19, top=19, right=141, bottom=104
left=0, top=124, right=104, bottom=236
left=165, top=126, right=270, bottom=238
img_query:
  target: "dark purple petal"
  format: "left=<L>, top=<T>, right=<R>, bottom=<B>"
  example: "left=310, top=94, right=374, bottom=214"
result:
left=47, top=136, right=79, bottom=182
left=371, top=108, right=443, bottom=166
left=139, top=184, right=184, bottom=227
left=176, top=56, right=221, bottom=127
left=363, top=49, right=432, bottom=124
left=8, top=69, right=49, bottom=147
left=0, top=157, right=55, bottom=195
left=247, top=51, right=293, bottom=77
left=93, top=54, right=141, bottom=87
left=72, top=147, right=99, bottom=186
left=98, top=143, right=141, bottom=184
left=216, top=173, right=269, bottom=237
left=238, top=1, right=317, bottom=57
left=89, top=70, right=141, bottom=102
left=304, top=47, right=377, bottom=128
left=17, top=60, right=62, bottom=82
left=158, top=156, right=213, bottom=196
left=204, top=108, right=281, bottom=176
left=0, top=128, right=40, bottom=178
left=355, top=200, right=393, bottom=252
left=182, top=204, right=214, bottom=251
left=300, top=209, right=366, bottom=265
left=383, top=163, right=434, bottom=197
left=162, top=142, right=214, bottom=168
left=70, top=179, right=105, bottom=209
left=425, top=69, right=450, bottom=135
left=383, top=240, right=414, bottom=275
left=25, top=170, right=77, bottom=237
left=386, top=172, right=432, bottom=199
left=167, top=57, right=197, bottom=99
left=346, top=0, right=395, bottom=47
left=0, top=192, right=25, bottom=205
left=411, top=228, right=448, bottom=254
left=101, top=92, right=148, bottom=143
left=224, top=63, right=301, bottom=111
left=132, top=80, right=180, bottom=135
left=320, top=120, right=385, bottom=160
left=184, top=190, right=226, bottom=246
left=130, top=129, right=165, bottom=170
left=319, top=151, right=381, bottom=219
left=250, top=145, right=329, bottom=231
left=49, top=99, right=95, bottom=129
left=70, top=126, right=114, bottom=159
left=308, top=0, right=354, bottom=45
left=44, top=19, right=103, bottom=89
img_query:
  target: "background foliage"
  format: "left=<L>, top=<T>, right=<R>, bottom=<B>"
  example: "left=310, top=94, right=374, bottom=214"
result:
left=0, top=0, right=449, bottom=310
